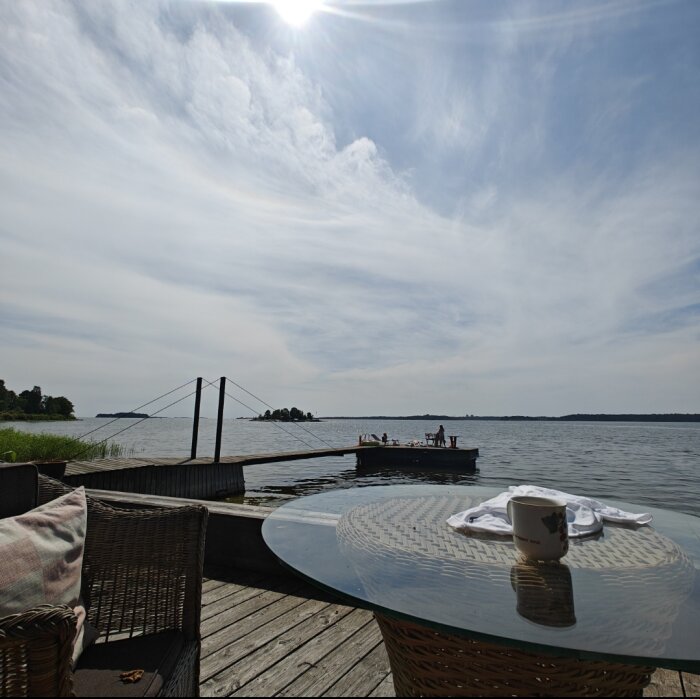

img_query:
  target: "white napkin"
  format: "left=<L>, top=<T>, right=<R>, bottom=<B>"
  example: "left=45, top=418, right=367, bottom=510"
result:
left=446, top=485, right=653, bottom=538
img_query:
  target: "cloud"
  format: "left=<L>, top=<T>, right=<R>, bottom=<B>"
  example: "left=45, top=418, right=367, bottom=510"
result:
left=0, top=0, right=699, bottom=416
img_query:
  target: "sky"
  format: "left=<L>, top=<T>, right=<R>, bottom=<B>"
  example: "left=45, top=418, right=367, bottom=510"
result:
left=1, top=0, right=699, bottom=418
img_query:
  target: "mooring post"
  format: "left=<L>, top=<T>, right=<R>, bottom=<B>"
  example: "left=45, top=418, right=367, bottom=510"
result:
left=190, top=377, right=203, bottom=460
left=214, top=376, right=226, bottom=463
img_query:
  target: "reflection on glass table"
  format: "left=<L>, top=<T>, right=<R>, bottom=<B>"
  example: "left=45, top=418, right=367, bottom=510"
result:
left=261, top=485, right=700, bottom=697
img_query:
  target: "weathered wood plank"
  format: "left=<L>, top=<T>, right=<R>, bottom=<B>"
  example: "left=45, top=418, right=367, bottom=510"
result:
left=202, top=579, right=257, bottom=606
left=644, top=669, right=684, bottom=696
left=229, top=608, right=374, bottom=697
left=200, top=598, right=334, bottom=685
left=276, top=613, right=384, bottom=698
left=368, top=673, right=396, bottom=698
left=201, top=583, right=271, bottom=622
left=201, top=584, right=310, bottom=645
left=683, top=671, right=700, bottom=697
left=202, top=578, right=229, bottom=595
left=321, top=640, right=393, bottom=697
left=201, top=603, right=354, bottom=696
left=201, top=570, right=273, bottom=607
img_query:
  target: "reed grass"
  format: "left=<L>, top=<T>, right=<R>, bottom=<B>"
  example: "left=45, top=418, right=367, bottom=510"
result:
left=0, top=427, right=127, bottom=462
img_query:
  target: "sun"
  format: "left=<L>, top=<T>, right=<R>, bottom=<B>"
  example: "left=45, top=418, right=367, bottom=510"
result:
left=271, top=0, right=322, bottom=27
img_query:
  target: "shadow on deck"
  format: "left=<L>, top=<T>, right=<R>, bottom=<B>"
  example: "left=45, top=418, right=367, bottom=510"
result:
left=200, top=568, right=393, bottom=697
left=201, top=568, right=698, bottom=698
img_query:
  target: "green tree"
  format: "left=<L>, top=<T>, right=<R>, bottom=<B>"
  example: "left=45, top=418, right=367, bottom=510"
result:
left=290, top=406, right=303, bottom=421
left=259, top=407, right=313, bottom=422
left=43, top=396, right=74, bottom=417
left=19, top=386, right=43, bottom=414
left=54, top=397, right=74, bottom=417
left=1, top=380, right=75, bottom=420
left=0, top=380, right=18, bottom=411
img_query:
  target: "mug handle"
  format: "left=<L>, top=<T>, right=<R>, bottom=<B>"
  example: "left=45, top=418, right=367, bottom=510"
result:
left=506, top=497, right=513, bottom=523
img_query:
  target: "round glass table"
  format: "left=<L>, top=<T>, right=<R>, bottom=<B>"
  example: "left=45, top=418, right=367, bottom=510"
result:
left=262, top=485, right=700, bottom=697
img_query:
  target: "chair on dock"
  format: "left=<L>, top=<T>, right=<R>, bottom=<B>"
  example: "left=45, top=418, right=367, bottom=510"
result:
left=0, top=466, right=208, bottom=697
left=425, top=433, right=436, bottom=446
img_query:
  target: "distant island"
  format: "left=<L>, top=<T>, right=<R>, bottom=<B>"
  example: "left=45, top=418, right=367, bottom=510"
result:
left=0, top=380, right=75, bottom=421
left=252, top=407, right=320, bottom=422
left=324, top=413, right=700, bottom=422
left=95, top=412, right=149, bottom=418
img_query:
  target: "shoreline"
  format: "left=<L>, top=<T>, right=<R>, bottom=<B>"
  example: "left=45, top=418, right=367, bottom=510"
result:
left=0, top=415, right=77, bottom=422
left=322, top=413, right=700, bottom=422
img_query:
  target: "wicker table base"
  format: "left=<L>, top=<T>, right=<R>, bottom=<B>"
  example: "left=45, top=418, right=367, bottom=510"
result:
left=375, top=614, right=654, bottom=697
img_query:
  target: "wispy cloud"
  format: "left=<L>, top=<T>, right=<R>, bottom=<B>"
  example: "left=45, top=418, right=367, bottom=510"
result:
left=1, top=0, right=699, bottom=415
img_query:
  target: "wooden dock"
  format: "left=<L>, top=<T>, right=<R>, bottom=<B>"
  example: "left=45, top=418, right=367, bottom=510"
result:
left=201, top=569, right=698, bottom=697
left=356, top=445, right=479, bottom=470
left=65, top=446, right=365, bottom=474
left=59, top=444, right=479, bottom=499
left=60, top=446, right=365, bottom=499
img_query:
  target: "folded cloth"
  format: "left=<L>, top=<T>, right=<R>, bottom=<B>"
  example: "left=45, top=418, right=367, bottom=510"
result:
left=446, top=485, right=653, bottom=538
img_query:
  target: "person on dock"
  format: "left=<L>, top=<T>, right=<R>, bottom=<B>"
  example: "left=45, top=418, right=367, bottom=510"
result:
left=382, top=432, right=388, bottom=445
left=436, top=425, right=446, bottom=447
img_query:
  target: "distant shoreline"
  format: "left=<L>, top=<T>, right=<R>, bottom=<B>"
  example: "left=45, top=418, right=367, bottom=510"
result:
left=95, top=412, right=149, bottom=418
left=321, top=413, right=700, bottom=422
left=0, top=414, right=77, bottom=422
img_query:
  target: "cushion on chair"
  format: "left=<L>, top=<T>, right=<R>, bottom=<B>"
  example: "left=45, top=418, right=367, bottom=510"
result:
left=72, top=631, right=186, bottom=697
left=0, top=486, right=95, bottom=664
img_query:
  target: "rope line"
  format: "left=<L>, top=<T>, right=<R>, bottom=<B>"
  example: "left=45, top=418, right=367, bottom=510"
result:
left=68, top=376, right=331, bottom=461
left=224, top=375, right=335, bottom=449
left=76, top=378, right=199, bottom=440
left=222, top=387, right=317, bottom=451
left=224, top=377, right=277, bottom=411
left=68, top=379, right=218, bottom=460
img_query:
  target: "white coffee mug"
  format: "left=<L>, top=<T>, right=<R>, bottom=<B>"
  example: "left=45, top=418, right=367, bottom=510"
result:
left=507, top=495, right=569, bottom=561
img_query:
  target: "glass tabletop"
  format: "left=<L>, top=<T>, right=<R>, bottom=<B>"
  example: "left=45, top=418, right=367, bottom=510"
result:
left=261, top=484, right=700, bottom=671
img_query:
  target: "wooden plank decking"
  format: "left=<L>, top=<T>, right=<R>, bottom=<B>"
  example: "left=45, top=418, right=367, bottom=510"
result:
left=60, top=445, right=478, bottom=498
left=200, top=569, right=393, bottom=697
left=61, top=448, right=368, bottom=498
left=201, top=569, right=699, bottom=697
left=65, top=447, right=366, bottom=476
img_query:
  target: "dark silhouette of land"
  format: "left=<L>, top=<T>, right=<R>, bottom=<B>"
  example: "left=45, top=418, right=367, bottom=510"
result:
left=0, top=380, right=75, bottom=421
left=95, top=412, right=149, bottom=418
left=323, top=413, right=700, bottom=422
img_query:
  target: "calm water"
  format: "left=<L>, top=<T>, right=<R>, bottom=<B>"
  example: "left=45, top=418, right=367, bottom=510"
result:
left=8, top=418, right=700, bottom=516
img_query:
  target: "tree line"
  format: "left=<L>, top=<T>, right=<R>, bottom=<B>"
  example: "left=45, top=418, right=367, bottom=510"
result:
left=254, top=407, right=317, bottom=422
left=0, top=380, right=75, bottom=420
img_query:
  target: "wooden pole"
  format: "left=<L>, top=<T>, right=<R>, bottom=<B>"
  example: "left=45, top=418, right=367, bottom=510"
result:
left=190, top=377, right=203, bottom=460
left=214, top=376, right=226, bottom=463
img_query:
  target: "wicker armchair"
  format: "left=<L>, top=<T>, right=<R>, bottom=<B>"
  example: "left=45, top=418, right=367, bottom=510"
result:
left=0, top=473, right=208, bottom=697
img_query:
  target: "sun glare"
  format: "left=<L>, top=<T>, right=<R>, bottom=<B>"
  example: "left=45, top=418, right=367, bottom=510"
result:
left=271, top=0, right=322, bottom=27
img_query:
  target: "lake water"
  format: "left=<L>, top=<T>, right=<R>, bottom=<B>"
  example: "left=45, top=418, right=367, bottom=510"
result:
left=7, top=417, right=700, bottom=516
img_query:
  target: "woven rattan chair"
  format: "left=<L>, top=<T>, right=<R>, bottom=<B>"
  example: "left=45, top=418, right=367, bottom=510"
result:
left=0, top=473, right=208, bottom=698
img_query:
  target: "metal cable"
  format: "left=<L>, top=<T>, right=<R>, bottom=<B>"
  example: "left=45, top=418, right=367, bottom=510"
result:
left=76, top=378, right=199, bottom=440
left=222, top=388, right=317, bottom=450
left=69, top=376, right=330, bottom=461
left=224, top=376, right=335, bottom=448
left=68, top=380, right=217, bottom=460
